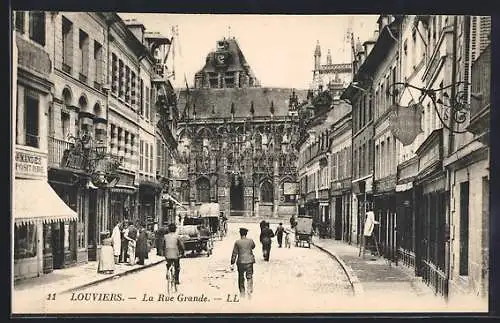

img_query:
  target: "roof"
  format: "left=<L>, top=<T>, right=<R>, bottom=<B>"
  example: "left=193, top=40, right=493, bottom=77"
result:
left=197, top=38, right=255, bottom=75
left=177, top=87, right=309, bottom=119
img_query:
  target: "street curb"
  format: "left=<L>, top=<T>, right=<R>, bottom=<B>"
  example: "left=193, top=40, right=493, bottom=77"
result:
left=311, top=242, right=364, bottom=297
left=60, top=258, right=166, bottom=295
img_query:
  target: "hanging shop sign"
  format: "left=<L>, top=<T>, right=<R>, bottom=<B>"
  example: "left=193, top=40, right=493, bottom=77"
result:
left=388, top=103, right=424, bottom=146
left=169, top=164, right=188, bottom=181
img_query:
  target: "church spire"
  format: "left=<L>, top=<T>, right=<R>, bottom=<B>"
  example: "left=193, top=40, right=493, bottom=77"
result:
left=326, top=49, right=332, bottom=65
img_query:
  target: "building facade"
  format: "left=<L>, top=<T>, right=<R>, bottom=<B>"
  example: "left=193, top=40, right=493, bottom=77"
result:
left=13, top=11, right=78, bottom=280
left=177, top=37, right=307, bottom=218
left=339, top=15, right=490, bottom=302
left=13, top=11, right=179, bottom=279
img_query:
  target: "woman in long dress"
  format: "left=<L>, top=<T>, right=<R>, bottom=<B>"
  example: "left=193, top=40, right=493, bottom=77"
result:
left=136, top=224, right=148, bottom=265
left=125, top=223, right=138, bottom=266
left=111, top=221, right=122, bottom=264
left=98, top=232, right=115, bottom=274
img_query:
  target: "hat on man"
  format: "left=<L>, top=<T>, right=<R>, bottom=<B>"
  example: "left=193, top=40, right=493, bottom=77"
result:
left=239, top=227, right=248, bottom=236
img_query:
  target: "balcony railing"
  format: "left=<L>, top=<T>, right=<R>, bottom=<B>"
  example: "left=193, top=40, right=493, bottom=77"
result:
left=48, top=136, right=72, bottom=167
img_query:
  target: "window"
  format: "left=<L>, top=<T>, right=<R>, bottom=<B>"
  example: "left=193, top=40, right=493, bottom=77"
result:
left=380, top=141, right=385, bottom=177
left=139, top=140, right=144, bottom=171
left=29, top=11, right=45, bottom=46
left=139, top=79, right=144, bottom=115
left=78, top=29, right=89, bottom=78
left=14, top=224, right=37, bottom=259
left=197, top=177, right=211, bottom=203
left=149, top=143, right=154, bottom=174
left=15, top=11, right=25, bottom=33
left=62, top=17, right=73, bottom=71
left=367, top=139, right=372, bottom=174
left=144, top=143, right=149, bottom=173
left=145, top=86, right=150, bottom=120
left=375, top=144, right=380, bottom=178
left=125, top=66, right=130, bottom=103
left=347, top=146, right=351, bottom=177
left=157, top=141, right=161, bottom=175
left=111, top=53, right=118, bottom=93
left=130, top=134, right=135, bottom=157
left=331, top=151, right=337, bottom=180
left=353, top=149, right=358, bottom=178
left=261, top=180, right=274, bottom=203
left=459, top=181, right=470, bottom=276
left=94, top=41, right=103, bottom=85
left=24, top=90, right=39, bottom=148
left=151, top=87, right=157, bottom=121
left=224, top=72, right=235, bottom=88
left=118, top=60, right=124, bottom=97
left=131, top=72, right=136, bottom=106
left=61, top=111, right=70, bottom=139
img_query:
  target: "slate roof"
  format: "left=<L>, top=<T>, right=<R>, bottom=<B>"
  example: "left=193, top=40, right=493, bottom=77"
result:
left=177, top=87, right=309, bottom=119
left=197, top=38, right=255, bottom=76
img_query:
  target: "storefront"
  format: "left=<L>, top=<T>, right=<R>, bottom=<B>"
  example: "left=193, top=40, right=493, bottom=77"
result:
left=351, top=175, right=373, bottom=245
left=414, top=129, right=449, bottom=297
left=373, top=175, right=397, bottom=262
left=109, top=172, right=138, bottom=226
left=138, top=181, right=162, bottom=232
left=14, top=179, right=78, bottom=281
left=395, top=156, right=418, bottom=270
left=330, top=178, right=351, bottom=241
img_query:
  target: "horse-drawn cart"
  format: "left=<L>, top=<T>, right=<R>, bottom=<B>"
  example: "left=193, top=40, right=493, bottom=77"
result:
left=295, top=215, right=313, bottom=248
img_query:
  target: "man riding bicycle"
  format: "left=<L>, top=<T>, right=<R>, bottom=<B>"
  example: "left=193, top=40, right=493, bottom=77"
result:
left=164, top=223, right=184, bottom=285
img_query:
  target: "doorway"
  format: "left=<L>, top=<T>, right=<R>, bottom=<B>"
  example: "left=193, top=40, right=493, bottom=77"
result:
left=88, top=189, right=97, bottom=261
left=334, top=197, right=342, bottom=240
left=230, top=175, right=244, bottom=216
left=51, top=222, right=65, bottom=269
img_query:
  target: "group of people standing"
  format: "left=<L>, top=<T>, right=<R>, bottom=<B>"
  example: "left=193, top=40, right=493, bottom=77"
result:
left=259, top=221, right=290, bottom=261
left=98, top=219, right=151, bottom=274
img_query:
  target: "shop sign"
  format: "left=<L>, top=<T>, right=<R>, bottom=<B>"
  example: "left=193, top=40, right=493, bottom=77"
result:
left=61, top=150, right=85, bottom=170
left=389, top=103, right=424, bottom=146
left=284, top=182, right=298, bottom=195
left=15, top=147, right=47, bottom=179
left=169, top=164, right=188, bottom=180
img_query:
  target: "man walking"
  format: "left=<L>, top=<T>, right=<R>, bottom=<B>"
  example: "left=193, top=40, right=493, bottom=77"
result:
left=259, top=222, right=275, bottom=261
left=230, top=227, right=256, bottom=299
left=275, top=223, right=286, bottom=248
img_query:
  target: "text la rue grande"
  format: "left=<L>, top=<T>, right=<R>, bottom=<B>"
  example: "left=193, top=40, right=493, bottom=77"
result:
left=143, top=293, right=210, bottom=302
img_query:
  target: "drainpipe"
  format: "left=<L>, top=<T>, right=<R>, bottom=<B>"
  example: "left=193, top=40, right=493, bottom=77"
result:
left=444, top=15, right=459, bottom=301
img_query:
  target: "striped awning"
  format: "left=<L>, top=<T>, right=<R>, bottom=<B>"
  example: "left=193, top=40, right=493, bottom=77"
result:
left=13, top=179, right=78, bottom=226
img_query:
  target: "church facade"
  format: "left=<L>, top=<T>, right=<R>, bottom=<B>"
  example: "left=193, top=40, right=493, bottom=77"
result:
left=176, top=37, right=308, bottom=218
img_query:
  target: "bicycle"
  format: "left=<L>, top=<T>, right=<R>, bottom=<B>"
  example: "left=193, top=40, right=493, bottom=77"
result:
left=166, top=262, right=177, bottom=295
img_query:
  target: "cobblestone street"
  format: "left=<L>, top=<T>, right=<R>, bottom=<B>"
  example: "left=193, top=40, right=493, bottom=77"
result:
left=29, top=222, right=353, bottom=314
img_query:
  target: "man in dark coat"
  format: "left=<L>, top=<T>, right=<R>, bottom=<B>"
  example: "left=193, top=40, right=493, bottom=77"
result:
left=259, top=222, right=275, bottom=261
left=275, top=223, right=286, bottom=248
left=230, top=227, right=256, bottom=298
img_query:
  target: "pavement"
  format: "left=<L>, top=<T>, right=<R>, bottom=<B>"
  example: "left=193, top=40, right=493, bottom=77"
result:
left=12, top=220, right=488, bottom=313
left=311, top=238, right=487, bottom=312
left=12, top=249, right=164, bottom=313
left=14, top=222, right=354, bottom=314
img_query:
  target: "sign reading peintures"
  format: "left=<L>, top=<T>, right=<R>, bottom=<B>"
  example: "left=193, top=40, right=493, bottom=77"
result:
left=15, top=147, right=47, bottom=179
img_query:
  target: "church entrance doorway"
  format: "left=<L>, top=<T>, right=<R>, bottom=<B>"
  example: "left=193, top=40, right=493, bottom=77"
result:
left=230, top=174, right=244, bottom=216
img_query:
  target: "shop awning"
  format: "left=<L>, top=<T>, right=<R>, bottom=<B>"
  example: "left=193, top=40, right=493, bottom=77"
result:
left=13, top=179, right=78, bottom=226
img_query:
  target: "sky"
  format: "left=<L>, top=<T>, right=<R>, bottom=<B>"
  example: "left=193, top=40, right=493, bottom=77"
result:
left=119, top=13, right=379, bottom=90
